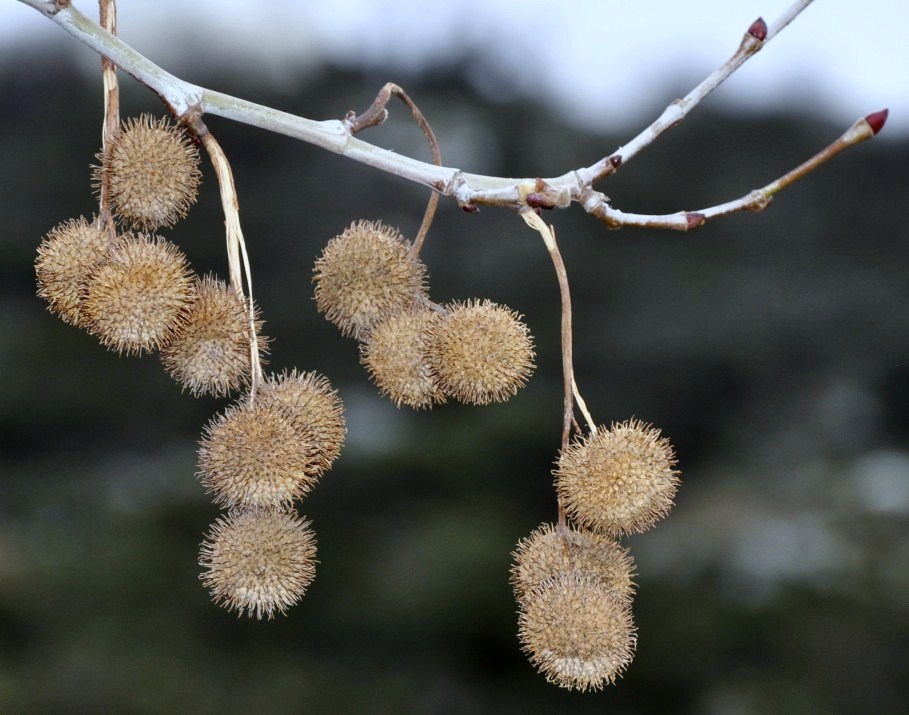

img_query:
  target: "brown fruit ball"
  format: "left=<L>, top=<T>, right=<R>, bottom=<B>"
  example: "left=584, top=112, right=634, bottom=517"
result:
left=255, top=370, right=346, bottom=478
left=95, top=114, right=201, bottom=230
left=82, top=233, right=194, bottom=355
left=360, top=306, right=446, bottom=409
left=426, top=299, right=535, bottom=405
left=198, top=399, right=314, bottom=508
left=556, top=420, right=679, bottom=536
left=510, top=522, right=635, bottom=606
left=199, top=508, right=318, bottom=619
left=313, top=220, right=427, bottom=340
left=160, top=275, right=264, bottom=397
left=35, top=216, right=111, bottom=328
left=518, top=572, right=636, bottom=692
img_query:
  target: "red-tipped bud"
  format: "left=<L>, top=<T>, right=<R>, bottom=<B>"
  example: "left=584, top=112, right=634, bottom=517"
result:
left=609, top=155, right=623, bottom=169
left=865, top=108, right=889, bottom=136
left=747, top=17, right=768, bottom=41
left=686, top=212, right=705, bottom=230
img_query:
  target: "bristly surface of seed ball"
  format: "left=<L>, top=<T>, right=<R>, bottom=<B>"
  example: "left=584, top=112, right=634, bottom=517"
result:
left=556, top=420, right=680, bottom=536
left=360, top=305, right=446, bottom=409
left=95, top=113, right=201, bottom=230
left=199, top=508, right=318, bottom=620
left=427, top=299, right=535, bottom=405
left=35, top=216, right=111, bottom=328
left=255, top=370, right=346, bottom=477
left=313, top=220, right=427, bottom=340
left=510, top=522, right=635, bottom=606
left=82, top=233, right=194, bottom=355
left=160, top=275, right=265, bottom=397
left=198, top=399, right=314, bottom=508
left=518, top=572, right=637, bottom=692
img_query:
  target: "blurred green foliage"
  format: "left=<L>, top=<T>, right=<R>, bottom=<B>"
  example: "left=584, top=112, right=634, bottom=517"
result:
left=1, top=42, right=908, bottom=714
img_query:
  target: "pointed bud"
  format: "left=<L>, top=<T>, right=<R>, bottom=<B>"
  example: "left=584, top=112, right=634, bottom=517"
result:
left=864, top=108, right=889, bottom=136
left=747, top=17, right=767, bottom=41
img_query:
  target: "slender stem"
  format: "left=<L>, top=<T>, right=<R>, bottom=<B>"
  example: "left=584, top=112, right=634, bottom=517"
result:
left=522, top=210, right=579, bottom=530
left=96, top=0, right=118, bottom=240
left=346, top=83, right=442, bottom=256
left=189, top=118, right=264, bottom=398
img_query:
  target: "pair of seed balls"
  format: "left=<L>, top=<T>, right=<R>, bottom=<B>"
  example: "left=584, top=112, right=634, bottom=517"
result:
left=313, top=220, right=536, bottom=409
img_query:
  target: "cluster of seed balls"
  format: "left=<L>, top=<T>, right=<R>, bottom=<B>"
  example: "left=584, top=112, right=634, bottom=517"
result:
left=34, top=113, right=342, bottom=619
left=510, top=419, right=680, bottom=691
left=313, top=220, right=536, bottom=409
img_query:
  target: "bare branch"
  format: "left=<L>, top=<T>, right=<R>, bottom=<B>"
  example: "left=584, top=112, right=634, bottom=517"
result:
left=16, top=0, right=878, bottom=233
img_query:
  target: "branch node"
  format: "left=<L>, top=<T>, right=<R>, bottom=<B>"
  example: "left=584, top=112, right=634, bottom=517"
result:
left=685, top=212, right=706, bottom=230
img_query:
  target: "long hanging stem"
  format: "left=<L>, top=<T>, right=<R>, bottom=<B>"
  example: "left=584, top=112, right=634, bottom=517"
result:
left=188, top=117, right=264, bottom=399
left=96, top=0, right=118, bottom=241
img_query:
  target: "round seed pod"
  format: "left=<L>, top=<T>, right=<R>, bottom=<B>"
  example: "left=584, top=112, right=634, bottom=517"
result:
left=313, top=220, right=427, bottom=340
left=510, top=522, right=635, bottom=607
left=94, top=114, right=201, bottom=230
left=160, top=275, right=264, bottom=397
left=556, top=420, right=679, bottom=536
left=518, top=572, right=636, bottom=692
left=426, top=299, right=535, bottom=405
left=82, top=233, right=194, bottom=355
left=35, top=216, right=111, bottom=328
left=255, top=370, right=346, bottom=478
left=199, top=508, right=318, bottom=620
left=198, top=399, right=314, bottom=508
left=360, top=305, right=446, bottom=409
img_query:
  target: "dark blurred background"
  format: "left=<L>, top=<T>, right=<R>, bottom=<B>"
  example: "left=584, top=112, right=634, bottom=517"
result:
left=2, top=29, right=908, bottom=715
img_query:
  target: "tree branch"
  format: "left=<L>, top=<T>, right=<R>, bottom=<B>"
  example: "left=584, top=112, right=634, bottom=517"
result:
left=16, top=0, right=881, bottom=232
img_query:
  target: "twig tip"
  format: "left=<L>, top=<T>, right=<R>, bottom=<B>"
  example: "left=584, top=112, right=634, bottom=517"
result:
left=865, top=108, right=889, bottom=136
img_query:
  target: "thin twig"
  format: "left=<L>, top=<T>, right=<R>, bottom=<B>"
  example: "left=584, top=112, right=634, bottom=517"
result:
left=581, top=110, right=888, bottom=230
left=346, top=82, right=442, bottom=256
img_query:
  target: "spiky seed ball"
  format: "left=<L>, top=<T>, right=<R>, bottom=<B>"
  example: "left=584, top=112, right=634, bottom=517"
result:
left=199, top=508, right=318, bottom=619
left=198, top=399, right=314, bottom=508
left=35, top=217, right=111, bottom=328
left=82, top=233, right=194, bottom=355
left=360, top=306, right=446, bottom=409
left=160, top=275, right=264, bottom=397
left=255, top=370, right=346, bottom=477
left=95, top=114, right=201, bottom=230
left=510, top=522, right=635, bottom=607
left=426, top=299, right=535, bottom=405
left=518, top=572, right=636, bottom=692
left=313, top=220, right=427, bottom=340
left=556, top=420, right=679, bottom=536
